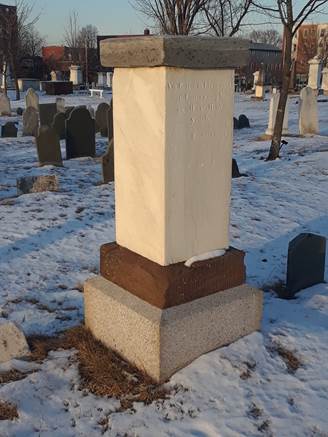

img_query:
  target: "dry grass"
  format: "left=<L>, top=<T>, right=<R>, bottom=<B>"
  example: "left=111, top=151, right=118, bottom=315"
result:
left=275, top=345, right=302, bottom=373
left=28, top=326, right=169, bottom=410
left=0, top=370, right=28, bottom=385
left=0, top=400, right=18, bottom=421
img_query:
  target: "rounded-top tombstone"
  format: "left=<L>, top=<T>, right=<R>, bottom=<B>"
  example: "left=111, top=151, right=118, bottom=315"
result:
left=95, top=102, right=110, bottom=137
left=66, top=107, right=96, bottom=159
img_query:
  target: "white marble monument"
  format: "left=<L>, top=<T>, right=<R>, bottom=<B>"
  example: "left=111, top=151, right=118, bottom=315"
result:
left=69, top=65, right=83, bottom=85
left=321, top=67, right=328, bottom=95
left=84, top=36, right=263, bottom=382
left=308, top=56, right=323, bottom=92
left=299, top=86, right=319, bottom=135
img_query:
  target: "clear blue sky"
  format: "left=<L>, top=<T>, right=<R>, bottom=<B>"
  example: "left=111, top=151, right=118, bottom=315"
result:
left=5, top=0, right=147, bottom=44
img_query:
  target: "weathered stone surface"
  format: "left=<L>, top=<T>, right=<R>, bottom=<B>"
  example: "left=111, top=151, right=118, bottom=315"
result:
left=17, top=175, right=59, bottom=195
left=66, top=107, right=96, bottom=159
left=100, top=242, right=246, bottom=309
left=265, top=92, right=289, bottom=136
left=0, top=93, right=11, bottom=116
left=1, top=122, right=17, bottom=138
left=95, top=102, right=110, bottom=137
left=36, top=126, right=63, bottom=167
left=102, top=139, right=114, bottom=183
left=56, top=97, right=65, bottom=113
left=23, top=107, right=39, bottom=137
left=52, top=112, right=66, bottom=140
left=0, top=322, right=30, bottom=363
left=39, top=103, right=57, bottom=127
left=238, top=114, right=250, bottom=129
left=25, top=88, right=39, bottom=111
left=100, top=36, right=250, bottom=69
left=285, top=233, right=326, bottom=297
left=299, top=86, right=319, bottom=135
left=84, top=276, right=263, bottom=382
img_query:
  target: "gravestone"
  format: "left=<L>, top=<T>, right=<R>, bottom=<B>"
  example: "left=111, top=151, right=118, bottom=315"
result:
left=0, top=322, right=30, bottom=363
left=36, top=126, right=63, bottom=167
left=95, top=102, right=110, bottom=137
left=102, top=139, right=114, bottom=183
left=322, top=67, right=328, bottom=95
left=25, top=88, right=39, bottom=111
left=16, top=107, right=24, bottom=116
left=239, top=114, right=250, bottom=129
left=52, top=112, right=66, bottom=140
left=88, top=106, right=95, bottom=119
left=233, top=117, right=239, bottom=130
left=56, top=97, right=65, bottom=113
left=285, top=233, right=326, bottom=298
left=299, top=87, right=318, bottom=135
left=17, top=175, right=59, bottom=194
left=39, top=103, right=57, bottom=127
left=65, top=106, right=74, bottom=119
left=22, top=107, right=39, bottom=137
left=0, top=93, right=11, bottom=116
left=66, top=107, right=96, bottom=159
left=1, top=122, right=17, bottom=138
left=85, top=36, right=262, bottom=383
left=232, top=159, right=247, bottom=178
left=265, top=92, right=289, bottom=136
left=308, top=56, right=322, bottom=92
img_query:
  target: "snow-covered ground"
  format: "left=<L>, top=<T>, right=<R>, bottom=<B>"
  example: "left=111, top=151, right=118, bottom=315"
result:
left=0, top=91, right=327, bottom=436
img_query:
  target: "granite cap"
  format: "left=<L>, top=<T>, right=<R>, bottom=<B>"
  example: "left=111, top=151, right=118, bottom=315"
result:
left=100, top=36, right=250, bottom=69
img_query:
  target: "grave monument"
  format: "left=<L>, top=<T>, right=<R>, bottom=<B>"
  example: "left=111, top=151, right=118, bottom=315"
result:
left=84, top=36, right=263, bottom=382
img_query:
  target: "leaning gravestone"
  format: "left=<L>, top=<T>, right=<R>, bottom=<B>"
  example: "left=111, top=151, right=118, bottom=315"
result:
left=23, top=107, right=39, bottom=137
left=95, top=102, right=110, bottom=137
left=66, top=107, right=96, bottom=159
left=299, top=86, right=318, bottom=135
left=25, top=88, right=39, bottom=111
left=36, top=126, right=63, bottom=167
left=39, top=103, right=57, bottom=127
left=52, top=112, right=66, bottom=140
left=285, top=233, right=326, bottom=298
left=56, top=97, right=65, bottom=113
left=0, top=93, right=11, bottom=116
left=102, top=139, right=114, bottom=183
left=1, top=122, right=17, bottom=138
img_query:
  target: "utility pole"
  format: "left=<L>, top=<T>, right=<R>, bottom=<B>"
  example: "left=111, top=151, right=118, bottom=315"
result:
left=85, top=42, right=89, bottom=89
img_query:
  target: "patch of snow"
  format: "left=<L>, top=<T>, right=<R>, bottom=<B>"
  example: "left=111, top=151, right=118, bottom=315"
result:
left=184, top=249, right=226, bottom=267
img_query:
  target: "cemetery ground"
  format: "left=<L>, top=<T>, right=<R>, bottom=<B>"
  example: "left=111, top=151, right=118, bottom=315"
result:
left=0, top=91, right=327, bottom=437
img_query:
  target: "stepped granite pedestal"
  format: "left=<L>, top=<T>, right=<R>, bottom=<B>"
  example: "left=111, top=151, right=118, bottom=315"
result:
left=84, top=36, right=263, bottom=383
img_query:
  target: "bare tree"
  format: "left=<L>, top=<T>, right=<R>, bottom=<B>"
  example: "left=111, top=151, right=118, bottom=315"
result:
left=78, top=25, right=98, bottom=49
left=64, top=10, right=80, bottom=62
left=1, top=0, right=40, bottom=99
left=22, top=26, right=45, bottom=57
left=248, top=28, right=282, bottom=47
left=253, top=0, right=328, bottom=160
left=203, top=0, right=253, bottom=37
left=132, top=0, right=208, bottom=34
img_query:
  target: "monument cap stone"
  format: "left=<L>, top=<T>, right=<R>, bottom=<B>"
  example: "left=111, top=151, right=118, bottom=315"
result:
left=100, top=36, right=250, bottom=69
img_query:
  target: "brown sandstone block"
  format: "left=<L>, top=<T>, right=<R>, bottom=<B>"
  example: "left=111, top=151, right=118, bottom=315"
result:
left=100, top=242, right=246, bottom=309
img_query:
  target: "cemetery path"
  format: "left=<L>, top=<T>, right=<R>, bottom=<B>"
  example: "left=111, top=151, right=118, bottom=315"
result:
left=0, top=93, right=327, bottom=436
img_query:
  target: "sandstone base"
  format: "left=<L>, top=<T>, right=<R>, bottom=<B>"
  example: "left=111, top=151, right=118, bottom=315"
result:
left=84, top=276, right=263, bottom=382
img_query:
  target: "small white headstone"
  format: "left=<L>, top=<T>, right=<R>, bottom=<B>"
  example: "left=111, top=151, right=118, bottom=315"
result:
left=265, top=92, right=289, bottom=136
left=321, top=67, right=328, bottom=95
left=56, top=97, right=65, bottom=113
left=25, top=88, right=39, bottom=112
left=299, top=86, right=319, bottom=135
left=308, top=56, right=323, bottom=91
left=0, top=93, right=11, bottom=115
left=0, top=321, right=30, bottom=363
left=255, top=85, right=264, bottom=99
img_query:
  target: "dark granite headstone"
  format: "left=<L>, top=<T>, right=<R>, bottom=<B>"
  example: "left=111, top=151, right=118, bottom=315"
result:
left=39, top=103, right=57, bottom=127
left=285, top=233, right=326, bottom=297
left=95, top=102, right=110, bottom=137
left=52, top=112, right=66, bottom=140
left=16, top=107, right=24, bottom=116
left=102, top=139, right=114, bottom=183
left=36, top=126, right=63, bottom=167
left=1, top=122, right=17, bottom=138
left=233, top=117, right=239, bottom=130
left=238, top=114, right=250, bottom=129
left=66, top=107, right=96, bottom=159
left=232, top=159, right=247, bottom=178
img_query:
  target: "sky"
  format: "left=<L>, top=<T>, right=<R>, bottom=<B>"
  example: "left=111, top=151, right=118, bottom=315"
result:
left=4, top=0, right=147, bottom=44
